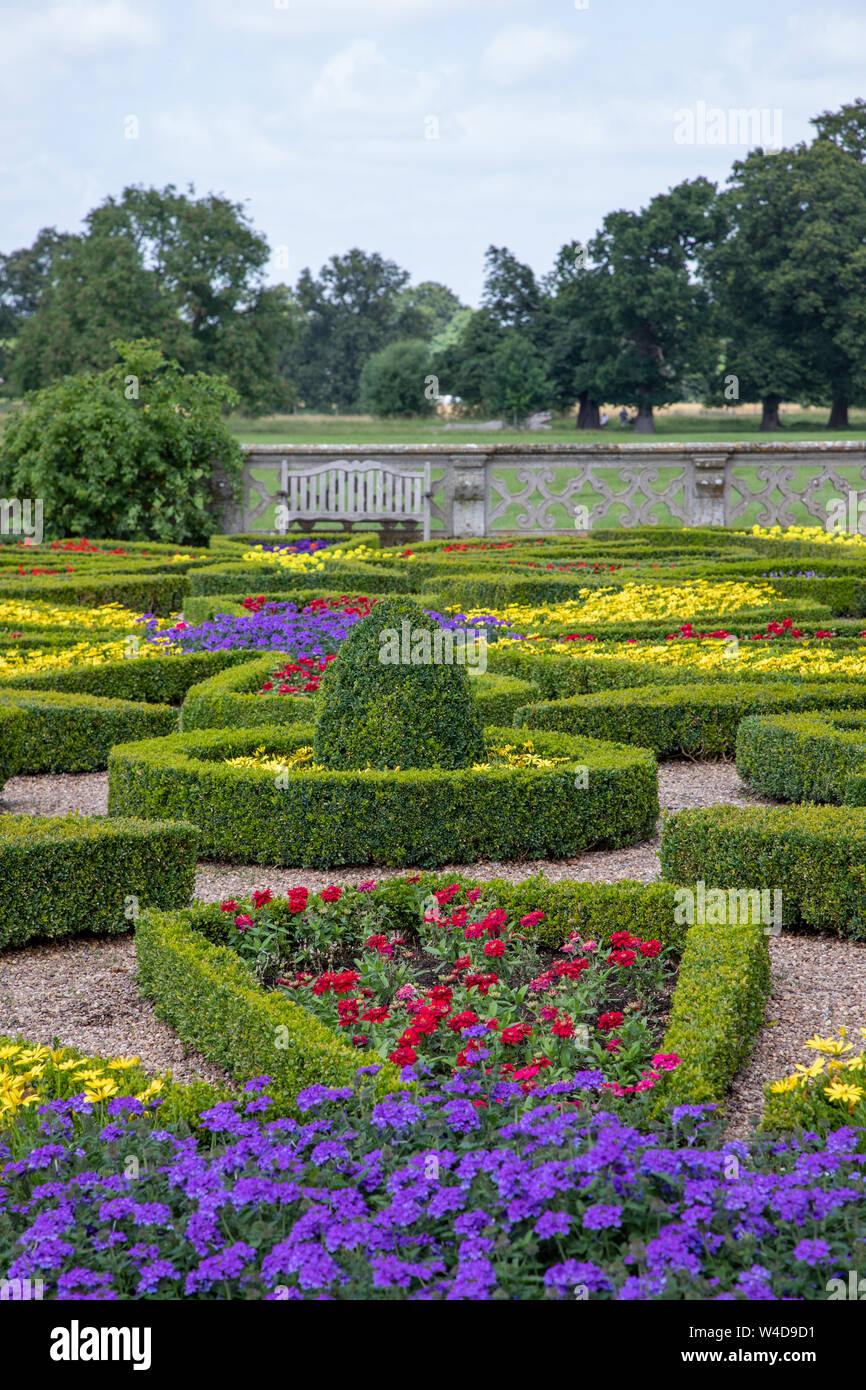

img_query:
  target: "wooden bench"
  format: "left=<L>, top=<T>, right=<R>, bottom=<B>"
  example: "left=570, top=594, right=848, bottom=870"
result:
left=275, top=459, right=431, bottom=542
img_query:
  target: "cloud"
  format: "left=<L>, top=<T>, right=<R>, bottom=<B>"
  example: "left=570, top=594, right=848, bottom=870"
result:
left=0, top=1, right=159, bottom=57
left=309, top=40, right=441, bottom=119
left=480, top=24, right=585, bottom=87
left=209, top=0, right=505, bottom=37
left=152, top=106, right=293, bottom=174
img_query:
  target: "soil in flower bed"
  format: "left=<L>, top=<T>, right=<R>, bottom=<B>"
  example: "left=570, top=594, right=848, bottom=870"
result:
left=220, top=880, right=678, bottom=1101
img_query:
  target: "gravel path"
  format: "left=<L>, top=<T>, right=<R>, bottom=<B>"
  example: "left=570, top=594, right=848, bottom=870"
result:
left=2, top=760, right=864, bottom=1133
left=0, top=934, right=229, bottom=1088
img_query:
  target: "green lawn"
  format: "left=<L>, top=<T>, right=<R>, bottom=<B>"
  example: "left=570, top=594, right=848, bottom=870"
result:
left=229, top=411, right=866, bottom=447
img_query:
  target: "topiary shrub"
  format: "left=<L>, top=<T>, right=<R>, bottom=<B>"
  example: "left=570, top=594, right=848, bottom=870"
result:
left=313, top=598, right=486, bottom=770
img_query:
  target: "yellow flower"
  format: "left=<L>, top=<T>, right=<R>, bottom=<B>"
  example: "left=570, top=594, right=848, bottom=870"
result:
left=107, top=1057, right=141, bottom=1070
left=83, top=1078, right=119, bottom=1102
left=824, top=1080, right=864, bottom=1107
left=0, top=1044, right=22, bottom=1061
left=745, top=524, right=866, bottom=549
left=804, top=1034, right=853, bottom=1056
left=768, top=1075, right=800, bottom=1093
left=135, top=1079, right=164, bottom=1104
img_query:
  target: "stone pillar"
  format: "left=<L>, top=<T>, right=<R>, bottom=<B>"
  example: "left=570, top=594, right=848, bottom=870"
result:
left=449, top=456, right=488, bottom=538
left=690, top=454, right=729, bottom=527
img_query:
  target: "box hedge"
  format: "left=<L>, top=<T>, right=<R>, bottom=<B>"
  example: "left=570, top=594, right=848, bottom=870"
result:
left=0, top=648, right=255, bottom=705
left=187, top=561, right=415, bottom=597
left=0, top=688, right=178, bottom=776
left=660, top=803, right=866, bottom=939
left=0, top=813, right=198, bottom=950
left=107, top=722, right=659, bottom=868
left=736, top=708, right=866, bottom=804
left=0, top=571, right=190, bottom=616
left=515, top=680, right=866, bottom=757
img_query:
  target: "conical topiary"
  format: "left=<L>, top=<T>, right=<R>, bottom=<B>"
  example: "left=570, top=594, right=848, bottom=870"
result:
left=313, top=597, right=487, bottom=771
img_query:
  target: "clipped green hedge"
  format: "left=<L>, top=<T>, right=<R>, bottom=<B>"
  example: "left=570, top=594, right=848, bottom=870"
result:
left=737, top=708, right=866, bottom=805
left=0, top=648, right=255, bottom=705
left=181, top=655, right=537, bottom=734
left=108, top=722, right=658, bottom=868
left=0, top=571, right=190, bottom=616
left=516, top=680, right=866, bottom=757
left=652, top=924, right=771, bottom=1111
left=0, top=688, right=177, bottom=776
left=661, top=803, right=866, bottom=939
left=182, top=588, right=443, bottom=625
left=187, top=561, right=415, bottom=597
left=0, top=705, right=25, bottom=785
left=0, top=813, right=198, bottom=950
left=135, top=906, right=401, bottom=1116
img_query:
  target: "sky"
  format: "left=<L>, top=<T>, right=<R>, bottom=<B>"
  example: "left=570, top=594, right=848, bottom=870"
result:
left=2, top=0, right=865, bottom=305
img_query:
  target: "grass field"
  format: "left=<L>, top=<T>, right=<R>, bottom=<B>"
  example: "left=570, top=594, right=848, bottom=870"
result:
left=229, top=408, right=866, bottom=448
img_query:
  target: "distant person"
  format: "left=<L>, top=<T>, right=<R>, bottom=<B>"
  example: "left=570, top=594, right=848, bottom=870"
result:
left=600, top=411, right=609, bottom=428
left=619, top=407, right=629, bottom=427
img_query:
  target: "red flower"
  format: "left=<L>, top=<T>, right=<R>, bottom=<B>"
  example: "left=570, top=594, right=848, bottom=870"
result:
left=320, top=885, right=342, bottom=902
left=555, top=959, right=589, bottom=980
left=351, top=1035, right=368, bottom=1048
left=464, top=923, right=485, bottom=940
left=364, top=934, right=392, bottom=957
left=598, top=1011, right=624, bottom=1031
left=483, top=940, right=505, bottom=958
left=605, top=1038, right=623, bottom=1052
left=434, top=884, right=462, bottom=905
left=520, top=910, right=545, bottom=929
left=501, top=1023, right=532, bottom=1045
left=359, top=1006, right=390, bottom=1023
left=251, top=888, right=273, bottom=909
left=287, top=886, right=309, bottom=914
left=220, top=899, right=238, bottom=913
left=638, top=940, right=661, bottom=958
left=406, top=874, right=421, bottom=884
left=234, top=914, right=253, bottom=930
left=388, top=1046, right=417, bottom=1066
left=607, top=949, right=636, bottom=967
left=481, top=910, right=507, bottom=936
left=446, top=1010, right=479, bottom=1033
left=552, top=1017, right=574, bottom=1038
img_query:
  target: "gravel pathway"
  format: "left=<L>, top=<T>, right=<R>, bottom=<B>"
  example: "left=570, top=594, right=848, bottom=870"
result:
left=0, top=934, right=229, bottom=1088
left=2, top=760, right=864, bottom=1134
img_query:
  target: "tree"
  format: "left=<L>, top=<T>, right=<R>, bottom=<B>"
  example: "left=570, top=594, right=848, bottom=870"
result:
left=811, top=97, right=866, bottom=162
left=485, top=333, right=552, bottom=426
left=481, top=245, right=543, bottom=329
left=3, top=186, right=288, bottom=413
left=287, top=250, right=420, bottom=411
left=0, top=339, right=242, bottom=543
left=703, top=140, right=866, bottom=429
left=359, top=339, right=435, bottom=417
left=395, top=281, right=465, bottom=340
left=585, top=178, right=722, bottom=433
left=543, top=241, right=607, bottom=429
left=431, top=309, right=506, bottom=413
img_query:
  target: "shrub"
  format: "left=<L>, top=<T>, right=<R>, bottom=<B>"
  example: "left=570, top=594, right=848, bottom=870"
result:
left=107, top=722, right=658, bottom=868
left=0, top=339, right=242, bottom=544
left=313, top=598, right=486, bottom=771
left=516, top=680, right=866, bottom=757
left=358, top=339, right=436, bottom=417
left=187, top=562, right=414, bottom=597
left=736, top=708, right=866, bottom=804
left=660, top=803, right=866, bottom=939
left=0, top=813, right=198, bottom=950
left=0, top=688, right=177, bottom=776
left=0, top=571, right=190, bottom=616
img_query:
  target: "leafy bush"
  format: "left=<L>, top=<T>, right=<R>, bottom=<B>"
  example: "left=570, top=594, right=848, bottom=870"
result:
left=0, top=688, right=177, bottom=776
left=358, top=339, right=435, bottom=417
left=0, top=813, right=198, bottom=950
left=0, top=339, right=242, bottom=544
left=313, top=598, right=486, bottom=771
left=1, top=648, right=255, bottom=704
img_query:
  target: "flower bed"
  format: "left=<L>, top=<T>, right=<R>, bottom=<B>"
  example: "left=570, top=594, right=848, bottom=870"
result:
left=135, top=873, right=769, bottom=1117
left=4, top=1061, right=865, bottom=1300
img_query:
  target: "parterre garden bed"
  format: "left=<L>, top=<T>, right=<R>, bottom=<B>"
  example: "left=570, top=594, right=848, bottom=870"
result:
left=2, top=523, right=866, bottom=1301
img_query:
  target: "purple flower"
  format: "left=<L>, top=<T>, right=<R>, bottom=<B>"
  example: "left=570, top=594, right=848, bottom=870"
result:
left=535, top=1210, right=572, bottom=1239
left=582, top=1203, right=623, bottom=1230
left=793, top=1239, right=831, bottom=1266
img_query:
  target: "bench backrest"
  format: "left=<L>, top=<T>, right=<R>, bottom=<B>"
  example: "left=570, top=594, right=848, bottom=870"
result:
left=278, top=460, right=430, bottom=539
